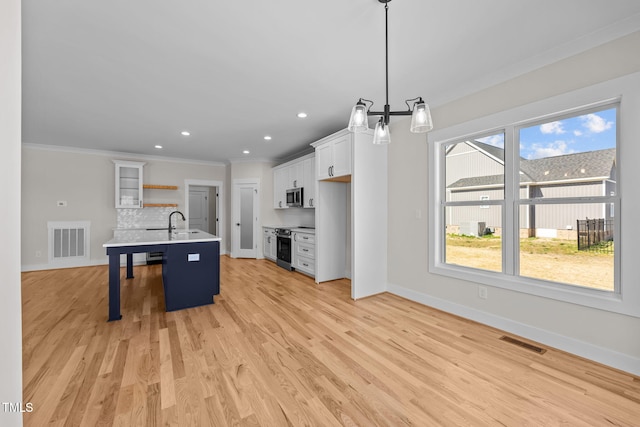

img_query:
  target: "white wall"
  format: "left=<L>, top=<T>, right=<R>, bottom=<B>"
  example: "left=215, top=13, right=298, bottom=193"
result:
left=21, top=146, right=227, bottom=269
left=230, top=160, right=315, bottom=257
left=387, top=31, right=640, bottom=374
left=244, top=159, right=316, bottom=229
left=1, top=0, right=23, bottom=424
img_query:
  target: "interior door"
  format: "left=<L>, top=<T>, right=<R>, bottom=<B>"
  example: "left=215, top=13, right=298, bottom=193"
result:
left=188, top=187, right=209, bottom=232
left=232, top=180, right=259, bottom=258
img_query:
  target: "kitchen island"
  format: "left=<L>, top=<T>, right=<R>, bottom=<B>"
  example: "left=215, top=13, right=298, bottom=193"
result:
left=103, top=229, right=221, bottom=321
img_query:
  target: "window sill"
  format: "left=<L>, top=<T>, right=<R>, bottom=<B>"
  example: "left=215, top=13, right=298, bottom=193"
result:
left=428, top=262, right=638, bottom=317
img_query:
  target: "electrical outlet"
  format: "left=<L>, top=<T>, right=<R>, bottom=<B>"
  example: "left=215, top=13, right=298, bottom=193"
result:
left=478, top=285, right=488, bottom=299
left=35, top=250, right=42, bottom=258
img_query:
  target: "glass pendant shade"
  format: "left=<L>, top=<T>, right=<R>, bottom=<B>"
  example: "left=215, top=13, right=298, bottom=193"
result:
left=372, top=119, right=391, bottom=145
left=410, top=100, right=433, bottom=133
left=348, top=102, right=369, bottom=132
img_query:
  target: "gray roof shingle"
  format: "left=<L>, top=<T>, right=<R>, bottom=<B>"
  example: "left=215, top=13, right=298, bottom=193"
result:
left=448, top=144, right=615, bottom=189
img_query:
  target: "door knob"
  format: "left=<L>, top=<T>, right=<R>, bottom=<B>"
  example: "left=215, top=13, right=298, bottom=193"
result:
left=236, top=223, right=241, bottom=226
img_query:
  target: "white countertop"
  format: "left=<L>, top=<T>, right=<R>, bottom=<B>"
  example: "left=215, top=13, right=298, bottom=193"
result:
left=292, top=228, right=315, bottom=234
left=263, top=225, right=315, bottom=234
left=104, top=229, right=221, bottom=248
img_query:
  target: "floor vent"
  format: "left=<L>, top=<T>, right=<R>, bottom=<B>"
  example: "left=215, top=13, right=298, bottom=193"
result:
left=48, top=221, right=91, bottom=266
left=499, top=335, right=547, bottom=354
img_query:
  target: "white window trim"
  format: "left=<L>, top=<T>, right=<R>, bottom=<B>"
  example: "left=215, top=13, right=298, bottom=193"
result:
left=428, top=71, right=640, bottom=318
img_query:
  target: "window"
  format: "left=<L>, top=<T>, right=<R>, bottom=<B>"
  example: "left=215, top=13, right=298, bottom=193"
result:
left=479, top=196, right=490, bottom=209
left=438, top=105, right=617, bottom=290
left=517, top=108, right=616, bottom=291
left=444, top=132, right=504, bottom=273
left=428, top=82, right=633, bottom=315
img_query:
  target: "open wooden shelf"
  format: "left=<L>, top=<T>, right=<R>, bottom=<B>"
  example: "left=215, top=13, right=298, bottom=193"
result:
left=143, top=203, right=178, bottom=207
left=143, top=184, right=178, bottom=190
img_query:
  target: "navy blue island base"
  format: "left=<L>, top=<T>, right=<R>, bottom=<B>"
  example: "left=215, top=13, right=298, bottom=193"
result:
left=106, top=239, right=220, bottom=321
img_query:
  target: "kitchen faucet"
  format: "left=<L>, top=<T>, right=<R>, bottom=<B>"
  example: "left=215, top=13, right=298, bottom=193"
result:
left=168, top=210, right=185, bottom=231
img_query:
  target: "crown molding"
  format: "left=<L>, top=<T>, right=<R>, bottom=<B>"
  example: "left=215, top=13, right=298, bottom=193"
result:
left=22, top=143, right=227, bottom=167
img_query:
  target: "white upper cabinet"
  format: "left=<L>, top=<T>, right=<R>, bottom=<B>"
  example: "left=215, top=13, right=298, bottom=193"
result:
left=288, top=162, right=303, bottom=189
left=316, top=143, right=333, bottom=181
left=331, top=135, right=352, bottom=178
left=273, top=167, right=288, bottom=209
left=272, top=153, right=315, bottom=209
left=114, top=160, right=145, bottom=208
left=314, top=133, right=351, bottom=180
left=302, top=157, right=315, bottom=208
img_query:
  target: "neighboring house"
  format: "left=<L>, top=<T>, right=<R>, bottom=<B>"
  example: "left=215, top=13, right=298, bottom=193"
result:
left=446, top=140, right=616, bottom=238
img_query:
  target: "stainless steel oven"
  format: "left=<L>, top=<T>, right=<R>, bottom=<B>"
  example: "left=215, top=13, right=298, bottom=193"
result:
left=275, top=228, right=293, bottom=270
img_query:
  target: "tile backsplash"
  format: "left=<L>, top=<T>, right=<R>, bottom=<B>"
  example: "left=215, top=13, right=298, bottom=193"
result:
left=117, top=207, right=184, bottom=229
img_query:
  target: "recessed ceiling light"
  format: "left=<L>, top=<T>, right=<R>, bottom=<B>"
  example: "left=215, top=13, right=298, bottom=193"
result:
left=181, top=131, right=190, bottom=136
left=264, top=136, right=272, bottom=141
left=297, top=112, right=307, bottom=118
left=154, top=145, right=163, bottom=149
left=242, top=150, right=250, bottom=155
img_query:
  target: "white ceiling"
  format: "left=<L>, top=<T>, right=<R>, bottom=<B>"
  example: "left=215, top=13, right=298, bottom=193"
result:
left=22, top=0, right=640, bottom=164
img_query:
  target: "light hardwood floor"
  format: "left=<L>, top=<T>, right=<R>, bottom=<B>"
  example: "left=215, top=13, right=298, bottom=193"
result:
left=22, top=256, right=640, bottom=426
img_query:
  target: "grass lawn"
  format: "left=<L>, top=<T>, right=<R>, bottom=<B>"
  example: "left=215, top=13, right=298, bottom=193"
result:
left=445, top=234, right=614, bottom=291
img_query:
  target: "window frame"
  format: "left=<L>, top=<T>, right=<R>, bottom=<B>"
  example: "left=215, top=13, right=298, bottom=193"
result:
left=428, top=73, right=640, bottom=317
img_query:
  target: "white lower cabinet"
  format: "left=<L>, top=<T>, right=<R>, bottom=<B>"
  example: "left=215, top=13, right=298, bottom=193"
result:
left=263, top=227, right=276, bottom=261
left=293, top=231, right=315, bottom=276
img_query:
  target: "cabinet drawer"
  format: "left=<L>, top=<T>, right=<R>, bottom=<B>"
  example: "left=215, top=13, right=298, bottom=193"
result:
left=294, top=255, right=315, bottom=275
left=294, top=233, right=315, bottom=244
left=295, top=241, right=315, bottom=258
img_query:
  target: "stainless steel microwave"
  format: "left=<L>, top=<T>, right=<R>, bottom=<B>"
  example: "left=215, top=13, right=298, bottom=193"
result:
left=286, top=187, right=303, bottom=207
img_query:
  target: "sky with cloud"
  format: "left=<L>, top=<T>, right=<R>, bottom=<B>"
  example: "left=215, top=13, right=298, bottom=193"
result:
left=475, top=107, right=616, bottom=160
left=519, top=107, right=616, bottom=159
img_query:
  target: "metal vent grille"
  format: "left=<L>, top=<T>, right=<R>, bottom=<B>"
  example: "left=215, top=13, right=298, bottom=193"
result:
left=48, top=221, right=90, bottom=264
left=499, top=335, right=547, bottom=354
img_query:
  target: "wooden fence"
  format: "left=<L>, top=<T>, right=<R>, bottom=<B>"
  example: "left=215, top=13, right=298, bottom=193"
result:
left=577, top=218, right=614, bottom=253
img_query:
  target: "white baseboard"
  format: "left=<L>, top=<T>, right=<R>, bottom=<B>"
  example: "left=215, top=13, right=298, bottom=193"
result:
left=387, top=282, right=640, bottom=377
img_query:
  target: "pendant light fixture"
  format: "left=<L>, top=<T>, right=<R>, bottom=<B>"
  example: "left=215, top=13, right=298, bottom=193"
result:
left=347, top=0, right=433, bottom=144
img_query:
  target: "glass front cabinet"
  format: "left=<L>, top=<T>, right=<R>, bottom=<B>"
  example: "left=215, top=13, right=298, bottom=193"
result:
left=114, top=160, right=145, bottom=208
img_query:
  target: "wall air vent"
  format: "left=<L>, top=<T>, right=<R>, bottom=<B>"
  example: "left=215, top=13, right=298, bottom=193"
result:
left=47, top=221, right=91, bottom=267
left=499, top=335, right=547, bottom=354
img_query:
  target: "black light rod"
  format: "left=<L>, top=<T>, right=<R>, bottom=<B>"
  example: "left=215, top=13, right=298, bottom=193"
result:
left=384, top=1, right=390, bottom=124
left=367, top=110, right=412, bottom=117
